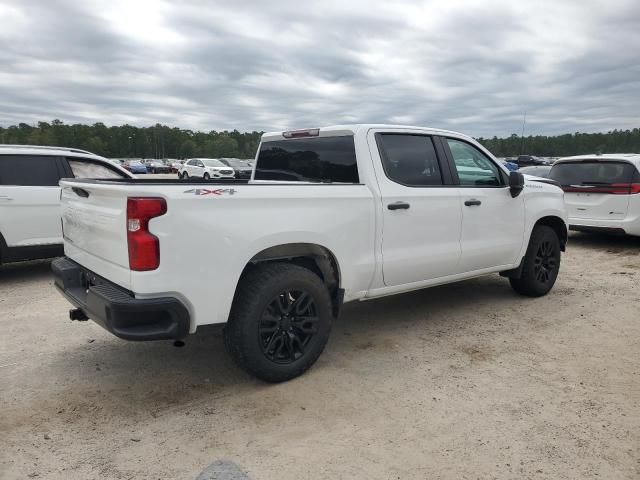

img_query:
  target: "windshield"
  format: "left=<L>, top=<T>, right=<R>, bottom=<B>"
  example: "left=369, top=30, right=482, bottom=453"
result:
left=549, top=161, right=636, bottom=185
left=202, top=159, right=226, bottom=167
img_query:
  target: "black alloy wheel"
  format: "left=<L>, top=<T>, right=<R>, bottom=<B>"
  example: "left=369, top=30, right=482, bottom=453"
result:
left=533, top=240, right=557, bottom=284
left=259, top=290, right=318, bottom=364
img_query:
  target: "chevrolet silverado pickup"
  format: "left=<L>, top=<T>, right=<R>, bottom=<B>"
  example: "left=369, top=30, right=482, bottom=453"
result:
left=52, top=125, right=568, bottom=382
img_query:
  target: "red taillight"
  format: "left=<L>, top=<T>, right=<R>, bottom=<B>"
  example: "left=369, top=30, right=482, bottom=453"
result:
left=609, top=183, right=640, bottom=194
left=127, top=197, right=167, bottom=271
left=563, top=183, right=640, bottom=195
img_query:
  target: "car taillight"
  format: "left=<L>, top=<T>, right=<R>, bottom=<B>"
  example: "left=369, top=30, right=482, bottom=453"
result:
left=563, top=183, right=640, bottom=194
left=127, top=197, right=167, bottom=271
left=609, top=183, right=640, bottom=194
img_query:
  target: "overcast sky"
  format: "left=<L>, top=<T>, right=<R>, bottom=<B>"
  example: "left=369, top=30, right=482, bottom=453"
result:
left=0, top=0, right=638, bottom=137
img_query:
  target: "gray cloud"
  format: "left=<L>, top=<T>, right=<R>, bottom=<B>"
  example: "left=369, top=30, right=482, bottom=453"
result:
left=0, top=0, right=638, bottom=137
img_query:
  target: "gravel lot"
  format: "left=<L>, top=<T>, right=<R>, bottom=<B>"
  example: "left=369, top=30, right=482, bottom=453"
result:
left=1, top=232, right=638, bottom=480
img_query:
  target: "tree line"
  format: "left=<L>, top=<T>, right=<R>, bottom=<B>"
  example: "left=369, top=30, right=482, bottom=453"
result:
left=1, top=120, right=639, bottom=159
left=0, top=120, right=262, bottom=159
left=477, top=129, right=640, bottom=157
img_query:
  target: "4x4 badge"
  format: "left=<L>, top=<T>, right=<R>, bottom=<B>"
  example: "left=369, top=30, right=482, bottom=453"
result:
left=184, top=188, right=236, bottom=196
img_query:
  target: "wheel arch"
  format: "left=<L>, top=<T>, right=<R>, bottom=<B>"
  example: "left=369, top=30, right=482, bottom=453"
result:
left=501, top=215, right=567, bottom=279
left=534, top=215, right=568, bottom=252
left=240, top=242, right=343, bottom=316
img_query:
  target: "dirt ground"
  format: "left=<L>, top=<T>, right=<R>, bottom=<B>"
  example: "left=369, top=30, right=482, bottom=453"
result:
left=1, top=232, right=638, bottom=480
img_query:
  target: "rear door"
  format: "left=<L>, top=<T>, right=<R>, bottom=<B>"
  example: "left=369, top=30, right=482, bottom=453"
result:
left=443, top=138, right=525, bottom=272
left=549, top=160, right=635, bottom=221
left=369, top=130, right=463, bottom=286
left=0, top=155, right=65, bottom=247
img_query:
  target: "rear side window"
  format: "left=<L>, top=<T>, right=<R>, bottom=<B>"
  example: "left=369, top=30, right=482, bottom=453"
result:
left=0, top=155, right=61, bottom=186
left=68, top=159, right=126, bottom=179
left=255, top=136, right=359, bottom=183
left=549, top=161, right=636, bottom=186
left=376, top=134, right=443, bottom=186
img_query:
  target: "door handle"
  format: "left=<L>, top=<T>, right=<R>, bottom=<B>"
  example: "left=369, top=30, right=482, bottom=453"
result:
left=388, top=201, right=410, bottom=210
left=464, top=199, right=482, bottom=206
left=0, top=196, right=13, bottom=201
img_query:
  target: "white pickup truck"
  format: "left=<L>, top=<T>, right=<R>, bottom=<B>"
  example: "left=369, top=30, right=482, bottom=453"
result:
left=52, top=125, right=568, bottom=382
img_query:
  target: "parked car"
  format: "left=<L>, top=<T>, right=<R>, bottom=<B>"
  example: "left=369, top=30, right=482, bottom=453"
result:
left=519, top=165, right=552, bottom=178
left=166, top=159, right=180, bottom=173
left=516, top=155, right=550, bottom=167
left=179, top=158, right=235, bottom=179
left=147, top=160, right=171, bottom=174
left=0, top=145, right=131, bottom=265
left=219, top=158, right=254, bottom=179
left=52, top=124, right=567, bottom=382
left=549, top=154, right=640, bottom=236
left=501, top=160, right=519, bottom=171
left=123, top=160, right=147, bottom=174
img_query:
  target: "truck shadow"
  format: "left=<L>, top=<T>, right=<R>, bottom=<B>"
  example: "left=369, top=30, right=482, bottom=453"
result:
left=567, top=231, right=640, bottom=252
left=23, top=274, right=523, bottom=426
left=0, top=259, right=53, bottom=286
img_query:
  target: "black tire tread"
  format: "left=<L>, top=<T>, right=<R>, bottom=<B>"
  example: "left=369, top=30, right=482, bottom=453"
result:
left=510, top=225, right=560, bottom=297
left=224, top=262, right=332, bottom=382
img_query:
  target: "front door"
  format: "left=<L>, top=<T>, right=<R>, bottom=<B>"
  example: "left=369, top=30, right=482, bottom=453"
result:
left=443, top=138, right=525, bottom=271
left=368, top=130, right=463, bottom=286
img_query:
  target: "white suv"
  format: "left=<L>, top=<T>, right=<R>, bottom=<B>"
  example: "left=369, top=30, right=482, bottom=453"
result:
left=549, top=154, right=640, bottom=236
left=0, top=145, right=131, bottom=265
left=179, top=158, right=235, bottom=179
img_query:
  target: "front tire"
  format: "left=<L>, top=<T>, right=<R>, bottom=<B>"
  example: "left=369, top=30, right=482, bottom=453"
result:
left=224, top=263, right=333, bottom=382
left=203, top=173, right=210, bottom=180
left=182, top=171, right=189, bottom=179
left=510, top=225, right=561, bottom=297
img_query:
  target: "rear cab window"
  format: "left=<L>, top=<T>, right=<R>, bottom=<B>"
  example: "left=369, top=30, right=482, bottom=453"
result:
left=254, top=136, right=359, bottom=183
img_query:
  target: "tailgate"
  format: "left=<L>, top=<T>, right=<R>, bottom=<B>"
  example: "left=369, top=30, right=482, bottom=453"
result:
left=61, top=181, right=132, bottom=289
left=550, top=160, right=635, bottom=221
left=564, top=191, right=630, bottom=220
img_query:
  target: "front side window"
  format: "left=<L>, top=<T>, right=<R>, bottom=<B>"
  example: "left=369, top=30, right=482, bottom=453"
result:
left=0, top=155, right=61, bottom=186
left=68, top=159, right=125, bottom=179
left=376, top=134, right=443, bottom=186
left=447, top=139, right=503, bottom=187
left=255, top=136, right=358, bottom=183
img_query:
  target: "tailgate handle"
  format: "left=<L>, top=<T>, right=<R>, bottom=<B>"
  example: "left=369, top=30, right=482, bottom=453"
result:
left=72, top=187, right=90, bottom=198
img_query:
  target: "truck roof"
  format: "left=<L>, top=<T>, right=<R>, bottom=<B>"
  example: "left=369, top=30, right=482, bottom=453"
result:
left=261, top=124, right=476, bottom=143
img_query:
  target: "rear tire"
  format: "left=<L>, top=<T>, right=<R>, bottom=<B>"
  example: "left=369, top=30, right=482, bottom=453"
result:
left=509, top=225, right=561, bottom=297
left=224, top=263, right=333, bottom=382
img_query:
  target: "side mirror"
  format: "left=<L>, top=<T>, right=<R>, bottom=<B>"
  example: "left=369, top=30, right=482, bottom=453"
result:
left=509, top=171, right=524, bottom=198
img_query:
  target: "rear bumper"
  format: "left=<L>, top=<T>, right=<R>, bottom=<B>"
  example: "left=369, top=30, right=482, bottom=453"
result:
left=569, top=225, right=626, bottom=235
left=568, top=216, right=640, bottom=236
left=52, top=257, right=190, bottom=341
